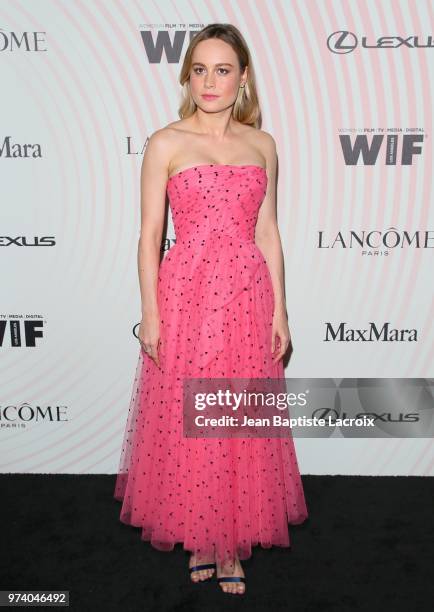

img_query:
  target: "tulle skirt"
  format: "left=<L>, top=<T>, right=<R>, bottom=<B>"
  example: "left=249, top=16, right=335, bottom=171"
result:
left=114, top=241, right=308, bottom=570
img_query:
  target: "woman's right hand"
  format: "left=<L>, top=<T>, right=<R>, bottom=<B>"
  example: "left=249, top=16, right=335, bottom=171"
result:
left=138, top=311, right=161, bottom=368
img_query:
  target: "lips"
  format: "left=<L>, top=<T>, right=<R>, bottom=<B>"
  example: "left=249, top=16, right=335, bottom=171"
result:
left=202, top=94, right=219, bottom=100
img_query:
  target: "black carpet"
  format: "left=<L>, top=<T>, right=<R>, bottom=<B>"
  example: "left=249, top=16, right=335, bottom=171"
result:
left=1, top=474, right=433, bottom=611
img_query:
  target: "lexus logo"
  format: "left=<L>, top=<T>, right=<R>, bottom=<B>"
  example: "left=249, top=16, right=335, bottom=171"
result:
left=327, top=30, right=358, bottom=54
left=327, top=30, right=434, bottom=53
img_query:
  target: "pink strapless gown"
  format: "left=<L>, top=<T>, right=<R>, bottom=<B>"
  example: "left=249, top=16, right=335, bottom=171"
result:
left=114, top=164, right=308, bottom=569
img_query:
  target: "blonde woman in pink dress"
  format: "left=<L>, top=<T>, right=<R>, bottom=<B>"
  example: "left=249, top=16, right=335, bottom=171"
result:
left=114, top=23, right=308, bottom=596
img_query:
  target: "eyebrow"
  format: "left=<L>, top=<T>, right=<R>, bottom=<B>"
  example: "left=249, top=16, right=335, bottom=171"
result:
left=191, top=62, right=234, bottom=67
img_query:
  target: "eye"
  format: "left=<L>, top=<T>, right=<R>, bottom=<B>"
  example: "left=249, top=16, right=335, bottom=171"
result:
left=192, top=67, right=230, bottom=75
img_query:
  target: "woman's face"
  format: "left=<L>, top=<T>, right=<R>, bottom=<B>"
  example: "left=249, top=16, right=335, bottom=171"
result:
left=189, top=38, right=246, bottom=112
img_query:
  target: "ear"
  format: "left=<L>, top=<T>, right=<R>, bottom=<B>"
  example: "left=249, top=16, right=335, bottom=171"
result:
left=241, top=65, right=248, bottom=85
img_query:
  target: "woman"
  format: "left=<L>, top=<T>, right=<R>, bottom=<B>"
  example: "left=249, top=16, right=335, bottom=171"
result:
left=114, top=23, right=308, bottom=596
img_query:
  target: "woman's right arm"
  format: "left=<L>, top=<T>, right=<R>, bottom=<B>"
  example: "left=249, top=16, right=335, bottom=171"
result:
left=137, top=130, right=171, bottom=367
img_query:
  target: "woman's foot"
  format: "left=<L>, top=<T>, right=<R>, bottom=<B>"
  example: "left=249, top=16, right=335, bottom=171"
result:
left=216, top=556, right=246, bottom=595
left=189, top=552, right=216, bottom=582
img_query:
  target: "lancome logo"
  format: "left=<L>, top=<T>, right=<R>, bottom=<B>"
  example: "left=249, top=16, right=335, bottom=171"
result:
left=327, top=31, right=434, bottom=54
left=0, top=28, right=47, bottom=52
left=324, top=322, right=418, bottom=342
left=0, top=403, right=68, bottom=427
left=0, top=136, right=42, bottom=158
left=318, top=228, right=433, bottom=254
left=339, top=134, right=424, bottom=165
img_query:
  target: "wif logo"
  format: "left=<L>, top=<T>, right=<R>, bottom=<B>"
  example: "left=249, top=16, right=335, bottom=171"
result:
left=0, top=317, right=45, bottom=347
left=139, top=27, right=203, bottom=63
left=339, top=134, right=424, bottom=165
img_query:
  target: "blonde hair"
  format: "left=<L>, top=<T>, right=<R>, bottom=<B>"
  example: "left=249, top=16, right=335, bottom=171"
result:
left=177, top=23, right=262, bottom=128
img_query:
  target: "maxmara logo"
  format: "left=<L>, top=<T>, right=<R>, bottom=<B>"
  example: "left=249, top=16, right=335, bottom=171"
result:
left=318, top=228, right=433, bottom=253
left=0, top=136, right=42, bottom=158
left=139, top=27, right=203, bottom=63
left=324, top=322, right=418, bottom=342
left=339, top=134, right=424, bottom=165
left=0, top=28, right=47, bottom=52
left=327, top=31, right=434, bottom=54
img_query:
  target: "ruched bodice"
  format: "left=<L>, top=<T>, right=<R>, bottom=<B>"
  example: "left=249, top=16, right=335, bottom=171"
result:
left=166, top=164, right=268, bottom=245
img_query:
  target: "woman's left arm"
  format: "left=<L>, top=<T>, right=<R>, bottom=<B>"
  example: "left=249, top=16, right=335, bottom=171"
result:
left=254, top=133, right=290, bottom=363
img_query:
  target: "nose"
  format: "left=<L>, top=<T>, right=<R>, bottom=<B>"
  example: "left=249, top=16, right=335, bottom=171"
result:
left=204, top=74, right=215, bottom=88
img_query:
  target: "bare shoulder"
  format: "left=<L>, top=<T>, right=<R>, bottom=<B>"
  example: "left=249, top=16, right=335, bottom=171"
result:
left=146, top=123, right=179, bottom=148
left=155, top=119, right=192, bottom=140
left=241, top=124, right=276, bottom=151
left=143, top=122, right=188, bottom=171
left=244, top=127, right=277, bottom=169
left=163, top=118, right=191, bottom=132
left=145, top=120, right=191, bottom=162
left=254, top=128, right=277, bottom=155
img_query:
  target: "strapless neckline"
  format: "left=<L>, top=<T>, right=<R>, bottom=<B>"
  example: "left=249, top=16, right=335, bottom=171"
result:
left=167, top=163, right=267, bottom=183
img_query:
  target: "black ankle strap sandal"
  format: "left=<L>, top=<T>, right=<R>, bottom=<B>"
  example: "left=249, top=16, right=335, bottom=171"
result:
left=189, top=562, right=217, bottom=573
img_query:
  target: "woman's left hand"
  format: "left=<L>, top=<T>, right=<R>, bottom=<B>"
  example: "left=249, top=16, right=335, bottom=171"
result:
left=271, top=307, right=291, bottom=363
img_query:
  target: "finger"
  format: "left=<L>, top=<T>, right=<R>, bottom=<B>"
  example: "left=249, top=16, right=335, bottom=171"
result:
left=141, top=343, right=152, bottom=355
left=151, top=345, right=161, bottom=368
left=275, top=339, right=290, bottom=361
left=273, top=338, right=282, bottom=355
left=273, top=348, right=285, bottom=363
left=154, top=340, right=161, bottom=367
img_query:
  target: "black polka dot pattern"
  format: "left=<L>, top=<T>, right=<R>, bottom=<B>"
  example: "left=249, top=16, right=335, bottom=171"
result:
left=114, top=165, right=308, bottom=570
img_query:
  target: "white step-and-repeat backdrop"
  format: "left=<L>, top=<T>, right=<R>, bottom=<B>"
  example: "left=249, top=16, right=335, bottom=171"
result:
left=1, top=0, right=433, bottom=475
